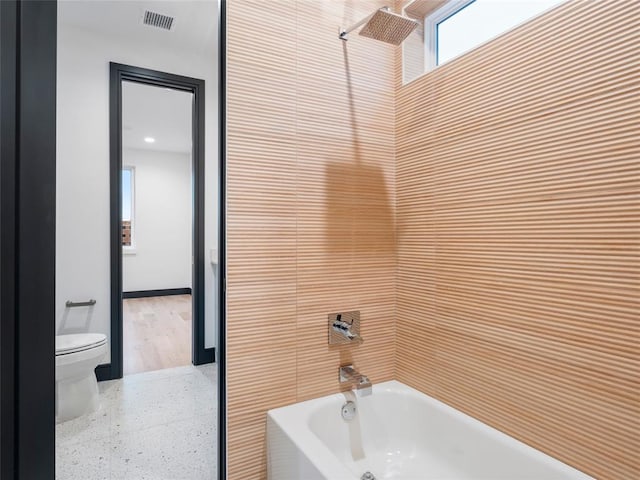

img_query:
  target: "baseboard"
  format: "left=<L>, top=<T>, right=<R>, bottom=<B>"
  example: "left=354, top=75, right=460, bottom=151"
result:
left=195, top=347, right=215, bottom=365
left=95, top=363, right=117, bottom=382
left=123, top=288, right=192, bottom=299
left=199, top=347, right=215, bottom=365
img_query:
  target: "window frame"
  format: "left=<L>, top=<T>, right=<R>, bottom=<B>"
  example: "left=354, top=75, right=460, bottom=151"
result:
left=423, top=0, right=565, bottom=71
left=424, top=0, right=473, bottom=71
left=122, top=165, right=136, bottom=254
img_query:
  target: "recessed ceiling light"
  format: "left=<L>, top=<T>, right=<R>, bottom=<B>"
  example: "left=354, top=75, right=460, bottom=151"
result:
left=144, top=137, right=155, bottom=143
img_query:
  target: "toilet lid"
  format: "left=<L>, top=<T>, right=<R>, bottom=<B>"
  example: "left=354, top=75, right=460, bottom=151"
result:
left=56, top=334, right=107, bottom=355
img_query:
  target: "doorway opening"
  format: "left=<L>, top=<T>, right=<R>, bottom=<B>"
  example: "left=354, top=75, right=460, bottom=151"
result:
left=108, top=63, right=210, bottom=380
left=121, top=81, right=193, bottom=375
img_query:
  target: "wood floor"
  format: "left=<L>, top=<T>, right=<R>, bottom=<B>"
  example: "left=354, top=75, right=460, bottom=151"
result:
left=123, top=294, right=192, bottom=376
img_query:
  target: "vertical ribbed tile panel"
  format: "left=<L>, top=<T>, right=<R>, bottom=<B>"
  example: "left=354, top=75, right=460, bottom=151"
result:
left=395, top=1, right=640, bottom=479
left=227, top=1, right=396, bottom=477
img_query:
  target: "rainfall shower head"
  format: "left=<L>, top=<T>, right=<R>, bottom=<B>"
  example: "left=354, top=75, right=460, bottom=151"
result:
left=339, top=7, right=419, bottom=45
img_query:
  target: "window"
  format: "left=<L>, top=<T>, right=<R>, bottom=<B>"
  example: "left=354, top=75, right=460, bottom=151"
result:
left=424, top=0, right=566, bottom=70
left=122, top=166, right=135, bottom=248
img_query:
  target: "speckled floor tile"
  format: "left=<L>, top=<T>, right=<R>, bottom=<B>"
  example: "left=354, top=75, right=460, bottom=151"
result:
left=56, top=405, right=111, bottom=447
left=110, top=415, right=216, bottom=480
left=56, top=437, right=111, bottom=480
left=111, top=381, right=196, bottom=433
left=56, top=364, right=218, bottom=480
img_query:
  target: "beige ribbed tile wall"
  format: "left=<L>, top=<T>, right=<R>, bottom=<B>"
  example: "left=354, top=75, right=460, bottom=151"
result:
left=226, top=0, right=396, bottom=477
left=396, top=1, right=640, bottom=479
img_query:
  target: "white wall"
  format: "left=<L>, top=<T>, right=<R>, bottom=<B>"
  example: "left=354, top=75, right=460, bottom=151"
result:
left=56, top=24, right=218, bottom=357
left=122, top=149, right=192, bottom=292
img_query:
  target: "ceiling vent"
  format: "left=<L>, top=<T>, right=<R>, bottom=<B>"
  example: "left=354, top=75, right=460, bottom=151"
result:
left=142, top=10, right=174, bottom=31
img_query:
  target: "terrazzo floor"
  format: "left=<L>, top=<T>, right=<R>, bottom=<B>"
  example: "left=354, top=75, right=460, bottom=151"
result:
left=56, top=364, right=217, bottom=480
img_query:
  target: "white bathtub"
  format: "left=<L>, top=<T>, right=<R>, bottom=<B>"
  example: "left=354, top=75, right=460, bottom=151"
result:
left=267, top=381, right=593, bottom=480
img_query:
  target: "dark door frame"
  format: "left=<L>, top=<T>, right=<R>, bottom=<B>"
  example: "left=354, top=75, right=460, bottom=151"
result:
left=1, top=1, right=57, bottom=477
left=105, top=62, right=211, bottom=381
left=218, top=2, right=227, bottom=478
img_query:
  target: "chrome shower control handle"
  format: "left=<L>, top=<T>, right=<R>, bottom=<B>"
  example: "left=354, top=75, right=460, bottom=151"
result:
left=333, top=320, right=359, bottom=339
left=328, top=311, right=363, bottom=344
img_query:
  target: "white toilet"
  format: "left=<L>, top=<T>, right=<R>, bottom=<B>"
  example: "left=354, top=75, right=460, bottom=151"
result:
left=55, top=333, right=107, bottom=423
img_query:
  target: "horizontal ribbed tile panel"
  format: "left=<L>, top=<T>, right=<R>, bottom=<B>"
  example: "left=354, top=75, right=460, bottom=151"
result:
left=227, top=0, right=397, bottom=477
left=227, top=1, right=298, bottom=478
left=395, top=1, right=640, bottom=479
left=294, top=0, right=396, bottom=405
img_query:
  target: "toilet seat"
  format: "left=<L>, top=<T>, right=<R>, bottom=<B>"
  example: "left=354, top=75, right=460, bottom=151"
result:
left=56, top=333, right=107, bottom=356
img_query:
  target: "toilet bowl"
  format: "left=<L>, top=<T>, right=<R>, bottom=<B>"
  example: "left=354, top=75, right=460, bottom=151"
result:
left=55, top=333, right=107, bottom=423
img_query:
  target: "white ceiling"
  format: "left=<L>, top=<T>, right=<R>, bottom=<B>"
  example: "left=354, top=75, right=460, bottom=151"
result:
left=59, top=0, right=215, bottom=153
left=58, top=0, right=217, bottom=58
left=122, top=81, right=193, bottom=153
